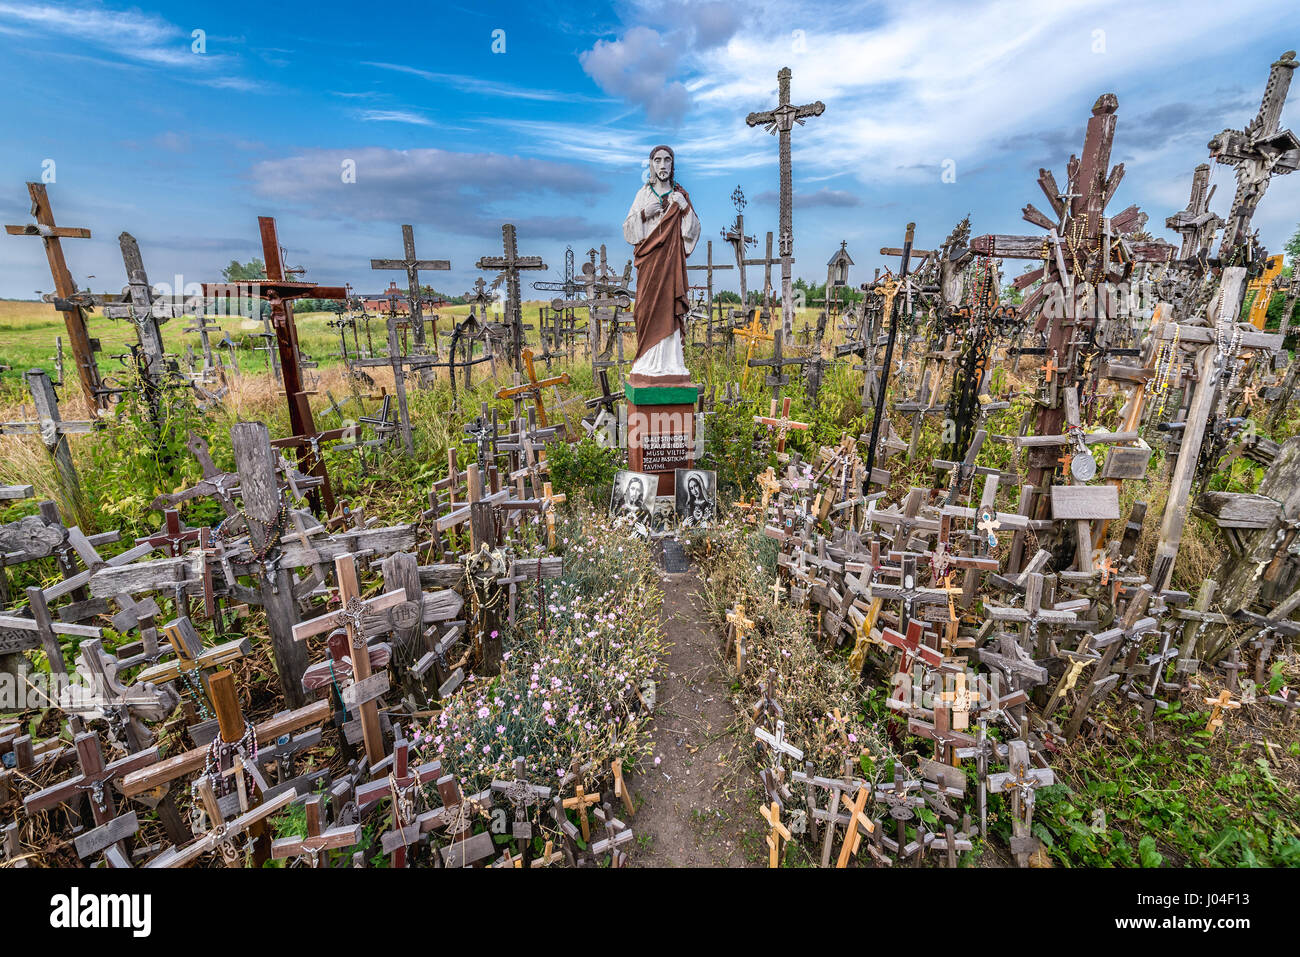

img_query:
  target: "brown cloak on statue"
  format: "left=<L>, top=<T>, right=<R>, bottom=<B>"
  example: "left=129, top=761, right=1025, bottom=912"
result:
left=632, top=188, right=692, bottom=362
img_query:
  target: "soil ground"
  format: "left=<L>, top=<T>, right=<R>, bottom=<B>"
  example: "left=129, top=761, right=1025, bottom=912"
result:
left=629, top=564, right=759, bottom=866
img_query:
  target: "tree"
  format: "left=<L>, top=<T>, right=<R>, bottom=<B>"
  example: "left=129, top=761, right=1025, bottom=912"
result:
left=222, top=259, right=266, bottom=282
left=1285, top=222, right=1300, bottom=269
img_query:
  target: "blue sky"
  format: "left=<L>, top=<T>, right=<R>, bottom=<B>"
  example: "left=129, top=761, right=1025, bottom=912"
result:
left=1, top=0, right=1298, bottom=301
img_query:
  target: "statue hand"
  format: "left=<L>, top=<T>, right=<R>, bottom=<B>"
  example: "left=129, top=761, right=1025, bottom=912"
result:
left=671, top=192, right=688, bottom=211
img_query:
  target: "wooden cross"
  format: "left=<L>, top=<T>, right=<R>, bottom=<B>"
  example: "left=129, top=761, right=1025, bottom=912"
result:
left=356, top=730, right=442, bottom=866
left=759, top=800, right=792, bottom=867
left=590, top=801, right=635, bottom=866
left=726, top=602, right=754, bottom=673
left=148, top=780, right=295, bottom=868
left=1, top=368, right=98, bottom=506
left=476, top=223, right=546, bottom=371
left=96, top=232, right=185, bottom=405
left=495, top=348, right=569, bottom=429
left=734, top=307, right=773, bottom=386
left=4, top=182, right=105, bottom=407
left=748, top=328, right=809, bottom=403
left=879, top=619, right=943, bottom=675
left=753, top=396, right=811, bottom=458
left=1203, top=689, right=1241, bottom=735
left=987, top=739, right=1054, bottom=867
left=134, top=509, right=202, bottom=558
left=491, top=756, right=553, bottom=852
left=23, top=730, right=159, bottom=832
left=1210, top=50, right=1299, bottom=256
left=834, top=784, right=874, bottom=868
left=292, top=553, right=407, bottom=766
left=745, top=67, right=825, bottom=335
left=134, top=616, right=251, bottom=704
left=562, top=783, right=601, bottom=842
left=686, top=239, right=733, bottom=323
left=755, top=718, right=804, bottom=769
left=1166, top=162, right=1224, bottom=261
left=370, top=223, right=450, bottom=353
left=270, top=794, right=361, bottom=867
left=202, top=217, right=346, bottom=512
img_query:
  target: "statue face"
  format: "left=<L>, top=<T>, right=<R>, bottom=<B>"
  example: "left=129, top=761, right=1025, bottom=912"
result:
left=650, top=149, right=673, bottom=185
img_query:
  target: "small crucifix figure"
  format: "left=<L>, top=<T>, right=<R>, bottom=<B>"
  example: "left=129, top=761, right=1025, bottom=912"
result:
left=270, top=794, right=361, bottom=867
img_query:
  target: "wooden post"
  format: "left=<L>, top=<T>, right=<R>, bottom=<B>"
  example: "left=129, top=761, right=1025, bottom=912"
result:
left=230, top=421, right=308, bottom=708
left=335, top=552, right=386, bottom=767
left=1151, top=267, right=1247, bottom=590
left=23, top=368, right=84, bottom=516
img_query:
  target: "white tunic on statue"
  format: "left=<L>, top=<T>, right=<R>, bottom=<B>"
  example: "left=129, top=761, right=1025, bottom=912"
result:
left=623, top=183, right=701, bottom=377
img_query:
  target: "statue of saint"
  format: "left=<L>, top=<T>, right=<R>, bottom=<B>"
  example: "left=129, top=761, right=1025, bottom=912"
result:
left=623, top=145, right=701, bottom=378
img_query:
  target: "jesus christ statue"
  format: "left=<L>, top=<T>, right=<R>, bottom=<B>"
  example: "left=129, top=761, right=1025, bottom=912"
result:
left=623, top=145, right=701, bottom=378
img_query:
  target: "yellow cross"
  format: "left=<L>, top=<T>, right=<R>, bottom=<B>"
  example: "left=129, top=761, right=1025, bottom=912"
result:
left=759, top=800, right=792, bottom=868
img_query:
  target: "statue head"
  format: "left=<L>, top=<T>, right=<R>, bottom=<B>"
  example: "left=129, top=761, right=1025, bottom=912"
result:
left=648, top=145, right=675, bottom=188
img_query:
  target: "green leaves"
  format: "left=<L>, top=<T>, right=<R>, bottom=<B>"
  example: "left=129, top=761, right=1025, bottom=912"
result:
left=1138, top=835, right=1165, bottom=868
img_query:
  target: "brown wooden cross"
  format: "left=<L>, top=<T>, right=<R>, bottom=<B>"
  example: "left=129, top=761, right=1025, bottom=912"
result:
left=134, top=509, right=202, bottom=558
left=562, top=783, right=601, bottom=842
left=1203, top=689, right=1241, bottom=735
left=270, top=794, right=361, bottom=867
left=753, top=396, right=811, bottom=459
left=202, top=217, right=346, bottom=513
left=4, top=183, right=106, bottom=408
left=759, top=799, right=792, bottom=868
left=23, top=730, right=159, bottom=830
left=495, top=348, right=569, bottom=429
left=292, top=553, right=408, bottom=766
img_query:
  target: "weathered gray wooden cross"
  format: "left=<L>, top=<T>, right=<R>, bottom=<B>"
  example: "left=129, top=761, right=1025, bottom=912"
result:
left=745, top=66, right=824, bottom=336
left=477, top=224, right=546, bottom=372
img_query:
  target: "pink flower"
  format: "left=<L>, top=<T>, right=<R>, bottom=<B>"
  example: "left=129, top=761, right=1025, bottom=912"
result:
left=496, top=725, right=505, bottom=734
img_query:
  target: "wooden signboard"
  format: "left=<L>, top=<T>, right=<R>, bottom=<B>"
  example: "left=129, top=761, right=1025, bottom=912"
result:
left=1049, top=485, right=1120, bottom=520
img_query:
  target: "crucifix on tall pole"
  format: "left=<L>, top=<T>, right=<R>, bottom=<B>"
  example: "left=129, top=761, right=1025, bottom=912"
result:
left=370, top=224, right=449, bottom=355
left=477, top=224, right=546, bottom=373
left=1210, top=50, right=1299, bottom=259
left=5, top=183, right=107, bottom=410
left=746, top=67, right=824, bottom=338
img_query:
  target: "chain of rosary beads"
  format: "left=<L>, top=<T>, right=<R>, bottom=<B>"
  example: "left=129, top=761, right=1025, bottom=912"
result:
left=195, top=720, right=258, bottom=798
left=213, top=495, right=290, bottom=562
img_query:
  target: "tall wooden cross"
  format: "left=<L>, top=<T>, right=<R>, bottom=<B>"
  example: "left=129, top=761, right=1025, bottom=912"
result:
left=1165, top=163, right=1224, bottom=261
left=477, top=224, right=546, bottom=372
left=4, top=183, right=106, bottom=409
left=745, top=67, right=825, bottom=336
left=686, top=240, right=733, bottom=319
left=370, top=224, right=449, bottom=353
left=203, top=217, right=346, bottom=511
left=1210, top=50, right=1299, bottom=257
left=98, top=232, right=183, bottom=409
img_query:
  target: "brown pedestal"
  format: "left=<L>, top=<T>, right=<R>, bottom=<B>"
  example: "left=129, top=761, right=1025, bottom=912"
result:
left=626, top=377, right=698, bottom=497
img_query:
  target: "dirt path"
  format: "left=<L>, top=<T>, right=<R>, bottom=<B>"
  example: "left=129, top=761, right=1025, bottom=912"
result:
left=629, top=565, right=757, bottom=867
